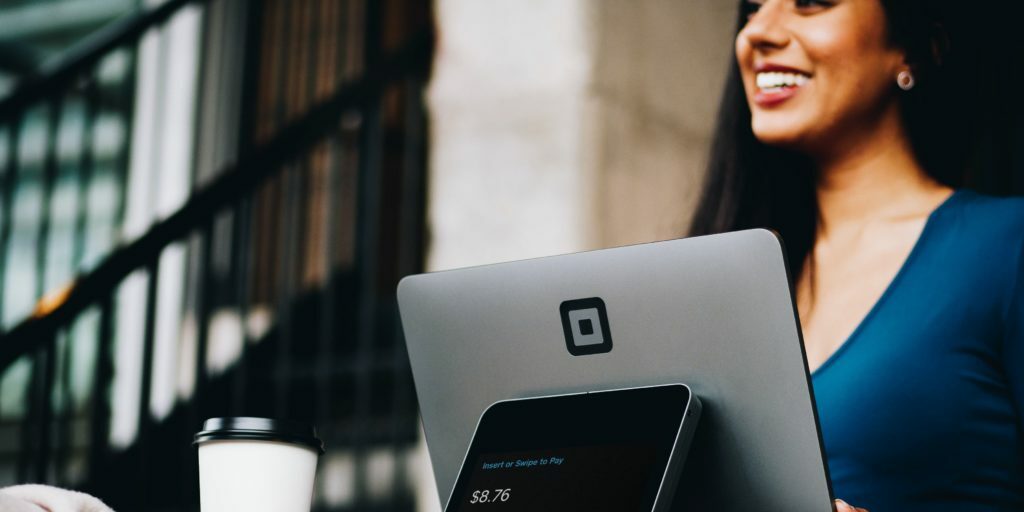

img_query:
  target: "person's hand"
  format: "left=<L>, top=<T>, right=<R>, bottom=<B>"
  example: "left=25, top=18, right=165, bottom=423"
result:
left=835, top=499, right=869, bottom=512
left=1, top=484, right=113, bottom=512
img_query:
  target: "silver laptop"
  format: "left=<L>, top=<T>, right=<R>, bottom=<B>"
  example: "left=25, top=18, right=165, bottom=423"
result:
left=398, top=229, right=834, bottom=511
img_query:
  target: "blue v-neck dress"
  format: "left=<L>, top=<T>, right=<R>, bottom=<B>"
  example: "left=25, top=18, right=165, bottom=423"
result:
left=811, top=190, right=1024, bottom=511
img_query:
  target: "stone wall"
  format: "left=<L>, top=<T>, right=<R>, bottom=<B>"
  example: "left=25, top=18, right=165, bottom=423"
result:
left=589, top=0, right=736, bottom=247
left=417, top=1, right=736, bottom=509
left=428, top=0, right=735, bottom=272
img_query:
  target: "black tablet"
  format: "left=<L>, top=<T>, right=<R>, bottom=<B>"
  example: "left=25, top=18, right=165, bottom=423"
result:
left=443, top=384, right=701, bottom=512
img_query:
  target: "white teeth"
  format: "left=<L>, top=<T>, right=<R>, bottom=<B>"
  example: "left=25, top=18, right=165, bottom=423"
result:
left=756, top=71, right=810, bottom=90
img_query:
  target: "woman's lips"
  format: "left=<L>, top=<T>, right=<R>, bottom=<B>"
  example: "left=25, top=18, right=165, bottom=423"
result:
left=752, top=64, right=811, bottom=108
left=754, top=85, right=803, bottom=107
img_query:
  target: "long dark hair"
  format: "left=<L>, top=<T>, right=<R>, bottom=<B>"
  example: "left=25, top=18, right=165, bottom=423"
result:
left=688, top=0, right=1018, bottom=276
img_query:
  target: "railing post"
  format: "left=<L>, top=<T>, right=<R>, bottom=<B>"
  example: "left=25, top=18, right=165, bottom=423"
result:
left=112, top=46, right=139, bottom=236
left=71, top=78, right=99, bottom=273
left=54, top=329, right=73, bottom=487
left=350, top=0, right=384, bottom=504
left=230, top=197, right=253, bottom=416
left=182, top=222, right=214, bottom=508
left=18, top=329, right=59, bottom=484
left=134, top=257, right=160, bottom=508
left=0, top=113, right=24, bottom=323
left=35, top=96, right=66, bottom=312
left=388, top=76, right=428, bottom=502
left=36, top=331, right=58, bottom=483
left=270, top=0, right=298, bottom=421
left=273, top=163, right=299, bottom=418
left=317, top=133, right=341, bottom=437
left=15, top=358, right=34, bottom=483
left=87, top=297, right=115, bottom=488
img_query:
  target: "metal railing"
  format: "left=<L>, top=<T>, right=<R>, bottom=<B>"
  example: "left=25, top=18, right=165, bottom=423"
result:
left=0, top=0, right=433, bottom=509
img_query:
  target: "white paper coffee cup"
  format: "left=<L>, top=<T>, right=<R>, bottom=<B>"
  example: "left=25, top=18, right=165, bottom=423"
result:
left=194, top=417, right=325, bottom=512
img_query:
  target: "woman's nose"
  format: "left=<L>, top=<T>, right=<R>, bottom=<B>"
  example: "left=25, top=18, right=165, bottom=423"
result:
left=740, top=0, right=791, bottom=52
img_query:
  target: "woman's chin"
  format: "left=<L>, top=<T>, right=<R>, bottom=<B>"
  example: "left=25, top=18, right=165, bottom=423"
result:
left=750, top=114, right=827, bottom=152
left=751, top=128, right=807, bottom=149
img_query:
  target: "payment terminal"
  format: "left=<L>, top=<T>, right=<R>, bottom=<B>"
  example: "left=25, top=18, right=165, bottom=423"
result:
left=444, top=384, right=701, bottom=512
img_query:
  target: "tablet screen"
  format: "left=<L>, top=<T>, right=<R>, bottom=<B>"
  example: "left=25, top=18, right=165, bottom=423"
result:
left=445, top=385, right=693, bottom=512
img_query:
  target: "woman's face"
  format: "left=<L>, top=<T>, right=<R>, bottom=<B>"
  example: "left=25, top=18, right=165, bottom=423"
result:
left=736, top=0, right=907, bottom=152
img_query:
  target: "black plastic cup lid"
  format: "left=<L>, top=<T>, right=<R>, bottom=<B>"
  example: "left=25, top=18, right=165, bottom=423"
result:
left=193, top=417, right=325, bottom=454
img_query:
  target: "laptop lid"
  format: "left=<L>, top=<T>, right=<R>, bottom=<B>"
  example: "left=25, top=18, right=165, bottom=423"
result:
left=398, top=229, right=833, bottom=511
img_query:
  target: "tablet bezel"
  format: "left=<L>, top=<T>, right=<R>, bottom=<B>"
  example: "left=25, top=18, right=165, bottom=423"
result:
left=444, top=384, right=696, bottom=512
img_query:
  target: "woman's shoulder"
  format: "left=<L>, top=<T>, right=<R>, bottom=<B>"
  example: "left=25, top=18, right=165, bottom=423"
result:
left=935, top=190, right=1024, bottom=314
left=931, top=190, right=1024, bottom=273
left=946, top=189, right=1024, bottom=239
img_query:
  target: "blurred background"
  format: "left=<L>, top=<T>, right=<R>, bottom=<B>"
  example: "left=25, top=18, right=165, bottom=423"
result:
left=0, top=0, right=916, bottom=510
left=0, top=0, right=737, bottom=509
left=0, top=0, right=1022, bottom=511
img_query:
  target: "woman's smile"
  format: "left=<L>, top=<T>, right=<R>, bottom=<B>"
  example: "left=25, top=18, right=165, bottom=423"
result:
left=754, top=63, right=812, bottom=107
left=736, top=0, right=905, bottom=151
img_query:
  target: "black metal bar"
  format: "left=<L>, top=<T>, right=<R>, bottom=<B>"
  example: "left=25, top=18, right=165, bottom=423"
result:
left=328, top=0, right=352, bottom=348
left=317, top=133, right=340, bottom=430
left=363, top=0, right=382, bottom=70
left=87, top=297, right=115, bottom=481
left=390, top=76, right=427, bottom=498
left=194, top=224, right=214, bottom=414
left=271, top=0, right=297, bottom=419
left=0, top=113, right=24, bottom=321
left=338, top=0, right=351, bottom=81
left=272, top=0, right=294, bottom=133
left=235, top=0, right=264, bottom=152
left=181, top=223, right=214, bottom=507
left=303, top=0, right=319, bottom=109
left=395, top=76, right=426, bottom=336
left=228, top=0, right=265, bottom=417
left=111, top=47, right=139, bottom=243
left=55, top=329, right=74, bottom=486
left=353, top=2, right=386, bottom=504
left=177, top=228, right=208, bottom=512
left=185, top=0, right=215, bottom=456
left=19, top=352, right=40, bottom=482
left=36, top=97, right=66, bottom=303
left=135, top=258, right=160, bottom=508
left=16, top=354, right=36, bottom=482
left=19, top=306, right=60, bottom=484
left=300, top=0, right=326, bottom=420
left=0, top=0, right=208, bottom=121
left=71, top=78, right=99, bottom=272
left=65, top=78, right=97, bottom=482
left=0, top=33, right=433, bottom=370
left=191, top=0, right=217, bottom=188
left=21, top=100, right=62, bottom=484
left=291, top=0, right=319, bottom=420
left=229, top=197, right=252, bottom=416
left=35, top=331, right=58, bottom=482
left=273, top=163, right=298, bottom=418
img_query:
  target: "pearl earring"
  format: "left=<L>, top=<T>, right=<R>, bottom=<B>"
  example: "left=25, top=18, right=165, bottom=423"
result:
left=897, top=70, right=916, bottom=91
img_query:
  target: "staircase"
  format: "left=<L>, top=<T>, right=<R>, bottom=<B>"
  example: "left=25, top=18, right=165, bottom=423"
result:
left=0, top=0, right=435, bottom=510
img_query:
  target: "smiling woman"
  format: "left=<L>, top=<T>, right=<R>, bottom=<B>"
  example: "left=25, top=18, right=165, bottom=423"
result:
left=690, top=0, right=1024, bottom=510
left=738, top=0, right=907, bottom=153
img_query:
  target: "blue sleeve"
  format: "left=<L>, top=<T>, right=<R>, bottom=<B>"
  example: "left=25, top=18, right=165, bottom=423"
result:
left=1007, top=235, right=1024, bottom=438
